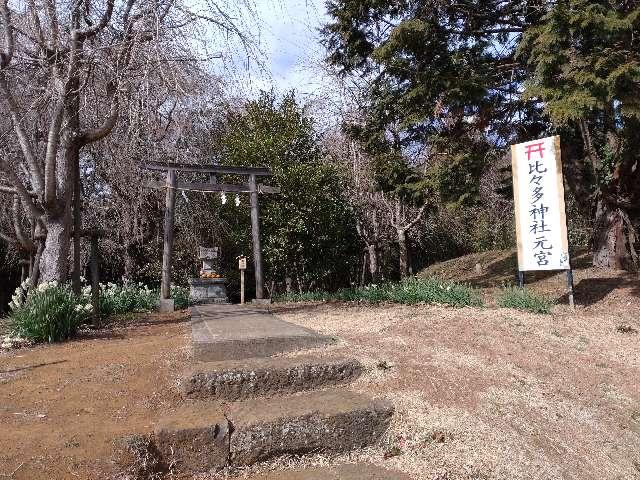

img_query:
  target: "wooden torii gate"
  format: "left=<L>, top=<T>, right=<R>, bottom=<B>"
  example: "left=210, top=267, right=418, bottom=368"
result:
left=143, top=161, right=279, bottom=308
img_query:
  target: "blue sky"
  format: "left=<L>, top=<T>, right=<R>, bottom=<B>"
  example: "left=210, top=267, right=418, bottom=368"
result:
left=227, top=0, right=331, bottom=98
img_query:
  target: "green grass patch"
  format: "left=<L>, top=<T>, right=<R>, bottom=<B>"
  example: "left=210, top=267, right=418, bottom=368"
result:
left=273, top=291, right=331, bottom=303
left=497, top=286, right=555, bottom=314
left=275, top=277, right=482, bottom=308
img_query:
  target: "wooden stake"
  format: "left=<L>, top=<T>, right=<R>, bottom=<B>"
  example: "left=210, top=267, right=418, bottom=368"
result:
left=249, top=174, right=264, bottom=300
left=161, top=170, right=177, bottom=300
left=240, top=269, right=245, bottom=305
left=90, top=236, right=100, bottom=324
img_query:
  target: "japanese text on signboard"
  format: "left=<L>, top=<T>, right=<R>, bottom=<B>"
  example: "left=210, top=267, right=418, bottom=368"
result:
left=511, top=136, right=570, bottom=271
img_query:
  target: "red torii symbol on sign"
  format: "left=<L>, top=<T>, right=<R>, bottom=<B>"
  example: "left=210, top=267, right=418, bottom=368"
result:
left=525, top=142, right=545, bottom=161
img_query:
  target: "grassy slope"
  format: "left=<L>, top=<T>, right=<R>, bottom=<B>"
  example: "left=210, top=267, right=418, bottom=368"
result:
left=417, top=247, right=639, bottom=308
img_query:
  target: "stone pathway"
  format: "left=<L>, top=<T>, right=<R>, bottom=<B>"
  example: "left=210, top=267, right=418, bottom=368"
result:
left=191, top=304, right=334, bottom=361
left=116, top=303, right=406, bottom=479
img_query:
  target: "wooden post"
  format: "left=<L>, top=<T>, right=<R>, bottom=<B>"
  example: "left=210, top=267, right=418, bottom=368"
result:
left=248, top=174, right=264, bottom=300
left=90, top=235, right=100, bottom=323
left=239, top=256, right=247, bottom=304
left=20, top=260, right=29, bottom=283
left=161, top=169, right=177, bottom=303
left=72, top=149, right=82, bottom=295
left=240, top=270, right=245, bottom=305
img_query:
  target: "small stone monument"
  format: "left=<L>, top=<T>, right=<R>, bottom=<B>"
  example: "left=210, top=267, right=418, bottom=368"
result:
left=189, top=246, right=228, bottom=304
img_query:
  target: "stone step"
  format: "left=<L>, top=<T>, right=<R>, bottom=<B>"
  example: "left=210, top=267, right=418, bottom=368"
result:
left=244, top=464, right=412, bottom=480
left=153, top=403, right=229, bottom=475
left=227, top=389, right=394, bottom=466
left=191, top=304, right=336, bottom=361
left=123, top=390, right=394, bottom=475
left=183, top=355, right=363, bottom=400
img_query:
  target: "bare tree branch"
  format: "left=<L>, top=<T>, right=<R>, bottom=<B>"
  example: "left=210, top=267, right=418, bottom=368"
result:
left=25, top=0, right=46, bottom=48
left=43, top=0, right=60, bottom=47
left=12, top=196, right=35, bottom=251
left=79, top=83, right=119, bottom=145
left=404, top=202, right=429, bottom=231
left=0, top=228, right=16, bottom=244
left=43, top=85, right=66, bottom=205
left=0, top=158, right=43, bottom=219
left=77, top=0, right=115, bottom=40
left=0, top=72, right=45, bottom=192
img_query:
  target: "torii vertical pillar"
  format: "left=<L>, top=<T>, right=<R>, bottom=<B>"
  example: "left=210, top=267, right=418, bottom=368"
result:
left=248, top=174, right=265, bottom=300
left=160, top=169, right=177, bottom=311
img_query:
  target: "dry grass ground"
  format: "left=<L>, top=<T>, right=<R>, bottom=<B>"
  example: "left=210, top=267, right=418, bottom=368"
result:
left=265, top=283, right=640, bottom=480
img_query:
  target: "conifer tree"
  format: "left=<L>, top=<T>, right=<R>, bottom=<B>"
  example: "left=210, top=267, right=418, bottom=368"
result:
left=519, top=0, right=640, bottom=269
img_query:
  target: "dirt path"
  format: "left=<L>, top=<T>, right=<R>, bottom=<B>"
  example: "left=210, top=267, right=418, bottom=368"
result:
left=272, top=299, right=640, bottom=480
left=0, top=312, right=190, bottom=480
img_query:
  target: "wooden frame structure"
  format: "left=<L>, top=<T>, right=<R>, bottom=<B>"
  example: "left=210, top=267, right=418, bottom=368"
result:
left=142, top=161, right=280, bottom=303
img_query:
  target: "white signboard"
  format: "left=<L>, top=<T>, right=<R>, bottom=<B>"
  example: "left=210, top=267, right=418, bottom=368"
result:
left=511, top=136, right=570, bottom=271
left=198, top=246, right=219, bottom=260
left=238, top=257, right=247, bottom=270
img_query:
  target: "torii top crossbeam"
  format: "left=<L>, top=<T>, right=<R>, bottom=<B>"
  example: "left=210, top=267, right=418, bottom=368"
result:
left=143, top=161, right=273, bottom=177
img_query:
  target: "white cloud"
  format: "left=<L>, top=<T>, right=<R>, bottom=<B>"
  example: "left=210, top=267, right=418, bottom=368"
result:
left=217, top=0, right=332, bottom=98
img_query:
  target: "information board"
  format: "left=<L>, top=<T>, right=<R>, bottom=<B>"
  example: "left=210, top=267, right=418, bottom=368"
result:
left=511, top=136, right=570, bottom=271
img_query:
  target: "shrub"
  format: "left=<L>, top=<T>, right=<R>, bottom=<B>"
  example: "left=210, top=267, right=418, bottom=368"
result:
left=8, top=281, right=91, bottom=343
left=497, top=286, right=554, bottom=314
left=98, top=282, right=156, bottom=316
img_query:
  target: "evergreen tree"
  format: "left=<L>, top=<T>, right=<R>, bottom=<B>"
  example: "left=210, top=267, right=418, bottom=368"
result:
left=519, top=0, right=640, bottom=269
left=216, top=91, right=359, bottom=293
left=323, top=1, right=539, bottom=273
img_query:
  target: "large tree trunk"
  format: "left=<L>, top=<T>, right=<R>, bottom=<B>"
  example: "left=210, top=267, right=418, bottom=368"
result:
left=367, top=243, right=379, bottom=282
left=124, top=242, right=136, bottom=281
left=397, top=228, right=409, bottom=279
left=40, top=142, right=75, bottom=283
left=39, top=214, right=72, bottom=282
left=592, top=198, right=628, bottom=270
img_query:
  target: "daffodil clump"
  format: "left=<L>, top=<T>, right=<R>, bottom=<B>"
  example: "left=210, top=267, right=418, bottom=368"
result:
left=7, top=279, right=92, bottom=343
left=98, top=281, right=157, bottom=316
left=334, top=278, right=483, bottom=307
left=4, top=277, right=192, bottom=345
left=275, top=277, right=483, bottom=308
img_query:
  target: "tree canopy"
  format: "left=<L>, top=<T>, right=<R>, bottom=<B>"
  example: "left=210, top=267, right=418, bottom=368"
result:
left=323, top=0, right=640, bottom=269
